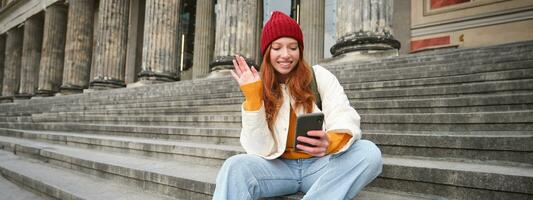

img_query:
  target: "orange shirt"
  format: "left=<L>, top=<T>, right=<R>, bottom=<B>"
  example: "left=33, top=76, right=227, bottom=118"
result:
left=241, top=80, right=352, bottom=159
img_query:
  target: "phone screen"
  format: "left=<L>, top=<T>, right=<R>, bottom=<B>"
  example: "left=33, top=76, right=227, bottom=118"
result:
left=294, top=112, right=324, bottom=148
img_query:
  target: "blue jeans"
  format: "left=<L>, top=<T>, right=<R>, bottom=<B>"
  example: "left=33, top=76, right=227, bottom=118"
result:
left=213, top=140, right=383, bottom=200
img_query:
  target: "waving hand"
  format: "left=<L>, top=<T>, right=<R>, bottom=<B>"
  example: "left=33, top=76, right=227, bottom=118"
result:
left=230, top=55, right=260, bottom=86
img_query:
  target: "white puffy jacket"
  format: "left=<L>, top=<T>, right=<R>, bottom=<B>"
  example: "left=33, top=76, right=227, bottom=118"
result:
left=239, top=65, right=362, bottom=159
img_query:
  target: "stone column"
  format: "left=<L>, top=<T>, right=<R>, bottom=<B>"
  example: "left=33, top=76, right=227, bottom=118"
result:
left=300, top=0, right=325, bottom=65
left=18, top=13, right=44, bottom=98
left=37, top=4, right=68, bottom=96
left=0, top=35, right=5, bottom=95
left=1, top=27, right=23, bottom=101
left=255, top=0, right=263, bottom=67
left=331, top=0, right=400, bottom=59
left=211, top=0, right=262, bottom=76
left=90, top=0, right=130, bottom=89
left=60, top=0, right=95, bottom=95
left=137, top=0, right=180, bottom=83
left=192, top=0, right=215, bottom=79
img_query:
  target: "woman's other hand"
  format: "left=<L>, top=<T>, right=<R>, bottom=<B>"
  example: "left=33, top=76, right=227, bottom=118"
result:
left=230, top=55, right=260, bottom=86
left=296, top=130, right=330, bottom=157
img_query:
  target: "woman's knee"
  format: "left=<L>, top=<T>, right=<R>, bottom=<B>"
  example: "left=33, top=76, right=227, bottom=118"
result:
left=348, top=140, right=383, bottom=172
left=219, top=154, right=262, bottom=178
left=360, top=140, right=383, bottom=172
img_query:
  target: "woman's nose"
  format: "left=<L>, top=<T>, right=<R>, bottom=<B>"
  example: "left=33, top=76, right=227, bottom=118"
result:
left=280, top=48, right=289, bottom=58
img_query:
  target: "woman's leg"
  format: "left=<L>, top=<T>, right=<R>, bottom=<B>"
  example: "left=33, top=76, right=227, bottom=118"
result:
left=213, top=154, right=300, bottom=200
left=301, top=140, right=383, bottom=200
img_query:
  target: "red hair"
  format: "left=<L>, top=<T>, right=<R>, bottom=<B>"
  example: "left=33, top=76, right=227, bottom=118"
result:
left=260, top=45, right=315, bottom=131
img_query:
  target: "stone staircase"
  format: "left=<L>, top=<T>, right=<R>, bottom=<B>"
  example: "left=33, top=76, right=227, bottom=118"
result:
left=0, top=41, right=532, bottom=199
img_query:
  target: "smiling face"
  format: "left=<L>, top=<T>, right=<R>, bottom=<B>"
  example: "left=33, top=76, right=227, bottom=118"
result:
left=269, top=37, right=300, bottom=80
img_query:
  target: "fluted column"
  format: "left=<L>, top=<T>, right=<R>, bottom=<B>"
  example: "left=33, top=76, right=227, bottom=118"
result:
left=18, top=14, right=44, bottom=98
left=60, top=0, right=95, bottom=95
left=1, top=27, right=23, bottom=101
left=37, top=4, right=68, bottom=96
left=138, top=0, right=180, bottom=82
left=90, top=0, right=130, bottom=89
left=300, top=0, right=325, bottom=65
left=331, top=0, right=399, bottom=57
left=192, top=0, right=215, bottom=79
left=0, top=35, right=5, bottom=95
left=211, top=0, right=262, bottom=75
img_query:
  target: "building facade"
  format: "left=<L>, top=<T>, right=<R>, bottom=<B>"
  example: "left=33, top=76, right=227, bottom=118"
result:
left=0, top=0, right=532, bottom=102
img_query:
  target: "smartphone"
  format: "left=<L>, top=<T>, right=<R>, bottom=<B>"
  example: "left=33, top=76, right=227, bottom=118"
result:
left=294, top=112, right=324, bottom=148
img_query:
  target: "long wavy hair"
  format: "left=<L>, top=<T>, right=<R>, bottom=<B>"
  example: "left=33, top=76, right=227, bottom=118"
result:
left=260, top=45, right=315, bottom=131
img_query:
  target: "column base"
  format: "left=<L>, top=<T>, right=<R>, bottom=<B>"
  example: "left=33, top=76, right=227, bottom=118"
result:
left=59, top=85, right=84, bottom=95
left=330, top=36, right=401, bottom=57
left=208, top=55, right=257, bottom=79
left=138, top=70, right=178, bottom=82
left=14, top=93, right=32, bottom=100
left=126, top=79, right=168, bottom=88
left=89, top=79, right=126, bottom=90
left=35, top=90, right=56, bottom=97
left=206, top=69, right=233, bottom=78
left=0, top=96, right=14, bottom=103
left=323, top=49, right=399, bottom=65
left=211, top=56, right=258, bottom=69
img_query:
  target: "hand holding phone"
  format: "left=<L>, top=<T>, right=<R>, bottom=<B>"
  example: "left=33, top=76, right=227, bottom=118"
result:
left=294, top=112, right=324, bottom=148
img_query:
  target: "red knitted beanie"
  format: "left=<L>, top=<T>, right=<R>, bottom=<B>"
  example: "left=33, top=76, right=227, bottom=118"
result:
left=261, top=11, right=304, bottom=56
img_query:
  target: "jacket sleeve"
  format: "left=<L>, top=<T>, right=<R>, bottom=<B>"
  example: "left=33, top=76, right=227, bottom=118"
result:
left=314, top=65, right=362, bottom=151
left=326, top=131, right=352, bottom=154
left=238, top=81, right=277, bottom=157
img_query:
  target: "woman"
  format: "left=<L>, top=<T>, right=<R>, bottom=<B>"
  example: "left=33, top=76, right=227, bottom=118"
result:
left=213, top=11, right=382, bottom=200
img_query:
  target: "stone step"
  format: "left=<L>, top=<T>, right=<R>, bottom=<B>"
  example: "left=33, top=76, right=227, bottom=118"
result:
left=69, top=57, right=532, bottom=102
left=335, top=52, right=532, bottom=80
left=0, top=136, right=530, bottom=200
left=51, top=62, right=533, bottom=108
left=326, top=40, right=533, bottom=71
left=346, top=79, right=533, bottom=100
left=27, top=109, right=533, bottom=129
left=42, top=92, right=533, bottom=116
left=50, top=65, right=532, bottom=113
left=355, top=93, right=533, bottom=114
left=0, top=136, right=219, bottom=199
left=0, top=122, right=241, bottom=145
left=0, top=174, right=47, bottom=200
left=47, top=92, right=243, bottom=112
left=362, top=131, right=533, bottom=165
left=18, top=47, right=529, bottom=107
left=78, top=104, right=242, bottom=115
left=4, top=110, right=531, bottom=132
left=45, top=65, right=533, bottom=113
left=371, top=155, right=533, bottom=200
left=1, top=127, right=530, bottom=166
left=29, top=113, right=242, bottom=127
left=0, top=153, right=442, bottom=200
left=49, top=98, right=243, bottom=113
left=50, top=96, right=244, bottom=113
left=0, top=128, right=243, bottom=166
left=361, top=110, right=533, bottom=131
left=7, top=61, right=530, bottom=114
left=0, top=151, right=176, bottom=200
left=343, top=63, right=533, bottom=89
left=329, top=47, right=533, bottom=74
left=271, top=187, right=447, bottom=200
left=42, top=93, right=533, bottom=117
left=9, top=56, right=531, bottom=111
